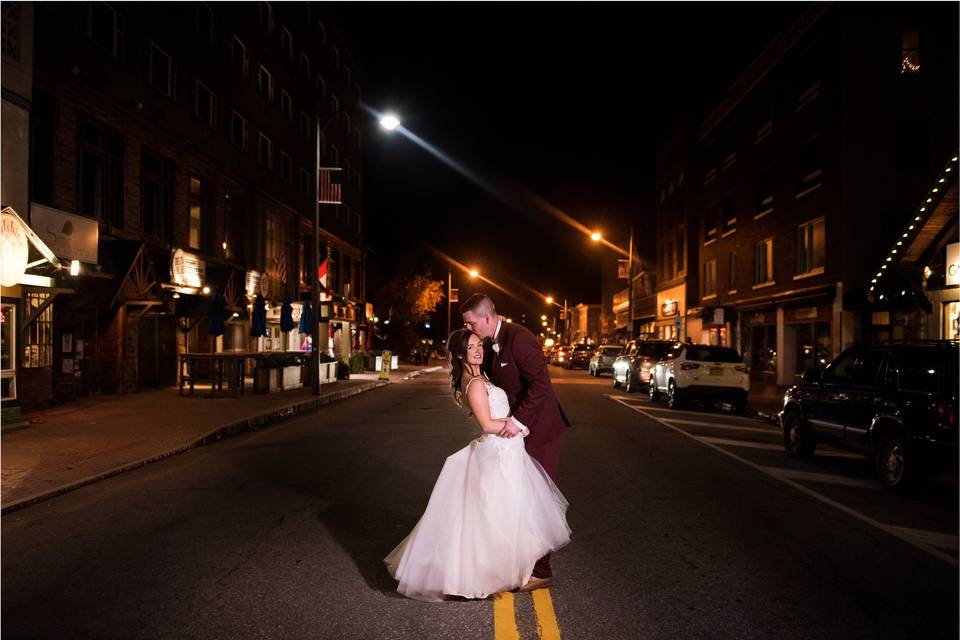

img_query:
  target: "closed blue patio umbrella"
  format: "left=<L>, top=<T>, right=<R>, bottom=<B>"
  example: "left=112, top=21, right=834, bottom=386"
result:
left=207, top=287, right=226, bottom=337
left=280, top=296, right=295, bottom=333
left=250, top=293, right=268, bottom=337
left=298, top=301, right=313, bottom=334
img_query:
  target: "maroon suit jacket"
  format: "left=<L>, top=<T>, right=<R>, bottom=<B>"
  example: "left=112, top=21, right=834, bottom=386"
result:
left=487, top=321, right=571, bottom=450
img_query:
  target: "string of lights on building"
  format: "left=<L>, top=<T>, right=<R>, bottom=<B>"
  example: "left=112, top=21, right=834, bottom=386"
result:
left=868, top=152, right=959, bottom=301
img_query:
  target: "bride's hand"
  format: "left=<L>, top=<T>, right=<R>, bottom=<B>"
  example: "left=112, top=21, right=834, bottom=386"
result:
left=497, top=420, right=521, bottom=438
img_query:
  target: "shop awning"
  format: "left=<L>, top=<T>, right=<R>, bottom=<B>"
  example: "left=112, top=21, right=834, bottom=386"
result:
left=1, top=206, right=64, bottom=289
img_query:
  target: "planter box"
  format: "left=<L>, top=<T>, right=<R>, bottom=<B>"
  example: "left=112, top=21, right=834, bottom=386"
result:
left=317, top=361, right=338, bottom=384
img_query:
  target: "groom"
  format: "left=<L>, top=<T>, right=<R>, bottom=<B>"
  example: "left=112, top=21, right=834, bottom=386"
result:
left=461, top=293, right=571, bottom=592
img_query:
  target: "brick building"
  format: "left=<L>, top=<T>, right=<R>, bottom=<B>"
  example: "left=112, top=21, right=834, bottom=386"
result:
left=7, top=2, right=367, bottom=410
left=660, top=4, right=959, bottom=387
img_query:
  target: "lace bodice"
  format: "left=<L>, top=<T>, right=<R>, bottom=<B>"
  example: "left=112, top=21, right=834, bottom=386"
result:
left=465, top=376, right=511, bottom=420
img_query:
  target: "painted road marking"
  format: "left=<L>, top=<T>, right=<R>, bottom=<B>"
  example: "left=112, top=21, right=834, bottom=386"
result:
left=759, top=466, right=878, bottom=489
left=531, top=588, right=562, bottom=640
left=696, top=435, right=864, bottom=459
left=663, top=418, right=777, bottom=435
left=493, top=592, right=520, bottom=640
left=609, top=396, right=959, bottom=568
left=886, top=525, right=959, bottom=552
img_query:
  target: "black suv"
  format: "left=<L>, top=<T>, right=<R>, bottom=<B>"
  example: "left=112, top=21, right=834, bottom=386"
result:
left=781, top=341, right=958, bottom=491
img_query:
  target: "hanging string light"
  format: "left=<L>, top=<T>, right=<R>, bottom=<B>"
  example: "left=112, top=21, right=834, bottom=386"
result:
left=869, top=153, right=959, bottom=297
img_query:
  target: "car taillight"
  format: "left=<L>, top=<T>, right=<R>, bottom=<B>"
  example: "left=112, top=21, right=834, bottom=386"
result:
left=641, top=356, right=652, bottom=364
left=937, top=402, right=956, bottom=429
left=734, top=366, right=749, bottom=373
left=680, top=362, right=700, bottom=370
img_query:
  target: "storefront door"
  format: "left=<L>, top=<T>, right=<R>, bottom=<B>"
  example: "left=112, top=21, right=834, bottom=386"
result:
left=138, top=315, right=177, bottom=389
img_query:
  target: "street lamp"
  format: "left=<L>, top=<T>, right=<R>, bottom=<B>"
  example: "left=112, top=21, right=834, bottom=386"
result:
left=379, top=113, right=401, bottom=131
left=590, top=231, right=602, bottom=242
left=312, top=107, right=399, bottom=393
left=469, top=269, right=479, bottom=279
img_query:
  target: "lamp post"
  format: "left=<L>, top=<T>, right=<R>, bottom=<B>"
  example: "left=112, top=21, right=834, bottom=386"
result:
left=311, top=108, right=399, bottom=393
left=592, top=228, right=634, bottom=340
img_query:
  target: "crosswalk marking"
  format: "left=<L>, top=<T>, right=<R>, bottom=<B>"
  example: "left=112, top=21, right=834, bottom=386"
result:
left=531, top=589, right=562, bottom=640
left=759, top=466, right=878, bottom=489
left=609, top=395, right=959, bottom=568
left=493, top=592, right=520, bottom=640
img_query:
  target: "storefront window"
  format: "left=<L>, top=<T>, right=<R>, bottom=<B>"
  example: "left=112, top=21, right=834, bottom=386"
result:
left=945, top=301, right=959, bottom=340
left=23, top=292, right=53, bottom=368
left=795, top=321, right=831, bottom=373
left=747, top=324, right=776, bottom=373
left=1, top=303, right=15, bottom=400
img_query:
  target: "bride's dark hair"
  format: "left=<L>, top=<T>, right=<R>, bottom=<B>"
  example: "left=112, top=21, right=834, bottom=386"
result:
left=447, top=328, right=479, bottom=407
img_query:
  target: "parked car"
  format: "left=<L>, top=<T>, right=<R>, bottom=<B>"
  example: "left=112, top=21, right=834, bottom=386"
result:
left=781, top=341, right=958, bottom=492
left=648, top=344, right=749, bottom=412
left=589, top=345, right=624, bottom=376
left=612, top=340, right=680, bottom=392
left=550, top=345, right=570, bottom=367
left=564, top=343, right=595, bottom=369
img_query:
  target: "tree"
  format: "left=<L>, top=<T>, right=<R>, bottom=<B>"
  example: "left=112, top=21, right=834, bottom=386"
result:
left=376, top=272, right=445, bottom=356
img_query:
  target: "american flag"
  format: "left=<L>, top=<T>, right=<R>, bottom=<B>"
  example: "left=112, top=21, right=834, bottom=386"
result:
left=318, top=167, right=343, bottom=205
left=273, top=250, right=286, bottom=284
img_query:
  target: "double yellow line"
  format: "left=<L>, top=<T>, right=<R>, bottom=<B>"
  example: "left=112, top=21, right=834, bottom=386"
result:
left=493, top=590, right=561, bottom=640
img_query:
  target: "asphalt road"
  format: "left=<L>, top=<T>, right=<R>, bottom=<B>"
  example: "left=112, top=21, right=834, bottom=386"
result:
left=2, top=368, right=957, bottom=640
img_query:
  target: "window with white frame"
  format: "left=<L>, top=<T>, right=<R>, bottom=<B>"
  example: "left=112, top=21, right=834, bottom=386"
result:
left=280, top=152, right=292, bottom=183
left=146, top=39, right=176, bottom=97
left=280, top=90, right=293, bottom=121
left=316, top=74, right=326, bottom=99
left=230, top=35, right=248, bottom=77
left=796, top=137, right=822, bottom=196
left=728, top=252, right=737, bottom=291
left=230, top=110, right=247, bottom=149
left=257, top=65, right=273, bottom=102
left=86, top=2, right=124, bottom=59
left=299, top=111, right=310, bottom=140
left=195, top=2, right=213, bottom=45
left=796, top=217, right=825, bottom=275
left=193, top=79, right=216, bottom=128
left=344, top=64, right=351, bottom=87
left=703, top=259, right=717, bottom=297
left=300, top=53, right=311, bottom=80
left=23, top=292, right=53, bottom=369
left=755, top=172, right=774, bottom=217
left=331, top=45, right=340, bottom=70
left=754, top=238, right=774, bottom=285
left=281, top=26, right=293, bottom=61
left=257, top=132, right=272, bottom=168
left=329, top=94, right=339, bottom=117
left=258, top=1, right=273, bottom=32
left=330, top=144, right=339, bottom=167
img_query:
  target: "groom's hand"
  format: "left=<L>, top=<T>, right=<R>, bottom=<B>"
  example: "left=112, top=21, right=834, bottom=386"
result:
left=498, top=420, right=521, bottom=438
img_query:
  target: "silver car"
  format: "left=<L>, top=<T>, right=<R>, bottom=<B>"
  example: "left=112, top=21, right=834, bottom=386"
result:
left=589, top=345, right=624, bottom=376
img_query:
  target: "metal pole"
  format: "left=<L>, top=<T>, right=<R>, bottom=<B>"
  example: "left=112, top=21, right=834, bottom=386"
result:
left=628, top=227, right=634, bottom=340
left=446, top=268, right=452, bottom=339
left=564, top=298, right=568, bottom=342
left=312, top=113, right=322, bottom=394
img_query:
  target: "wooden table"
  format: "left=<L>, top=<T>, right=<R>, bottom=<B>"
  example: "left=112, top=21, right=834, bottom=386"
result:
left=178, top=353, right=246, bottom=397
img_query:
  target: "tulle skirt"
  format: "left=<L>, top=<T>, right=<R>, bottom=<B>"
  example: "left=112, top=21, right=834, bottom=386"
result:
left=384, top=434, right=571, bottom=602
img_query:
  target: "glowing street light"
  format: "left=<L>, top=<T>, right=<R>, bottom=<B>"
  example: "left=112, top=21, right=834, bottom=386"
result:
left=545, top=296, right=554, bottom=305
left=590, top=231, right=602, bottom=242
left=469, top=269, right=479, bottom=279
left=540, top=314, right=547, bottom=321
left=379, top=114, right=401, bottom=131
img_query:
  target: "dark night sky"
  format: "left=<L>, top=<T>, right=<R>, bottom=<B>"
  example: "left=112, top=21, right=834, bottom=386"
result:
left=329, top=3, right=810, bottom=330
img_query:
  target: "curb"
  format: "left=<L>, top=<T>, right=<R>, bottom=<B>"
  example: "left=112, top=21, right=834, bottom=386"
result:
left=403, top=365, right=443, bottom=380
left=1, top=379, right=388, bottom=515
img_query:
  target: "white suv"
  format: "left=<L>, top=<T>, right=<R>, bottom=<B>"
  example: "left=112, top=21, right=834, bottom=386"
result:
left=648, top=344, right=750, bottom=413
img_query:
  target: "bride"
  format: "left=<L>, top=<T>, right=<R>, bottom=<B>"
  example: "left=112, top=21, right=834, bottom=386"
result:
left=384, top=329, right=571, bottom=602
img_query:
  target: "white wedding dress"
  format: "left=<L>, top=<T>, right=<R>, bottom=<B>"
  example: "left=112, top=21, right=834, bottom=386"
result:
left=384, top=377, right=571, bottom=602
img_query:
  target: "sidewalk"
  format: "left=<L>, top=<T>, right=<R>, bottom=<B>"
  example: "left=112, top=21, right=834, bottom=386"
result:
left=1, top=363, right=443, bottom=513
